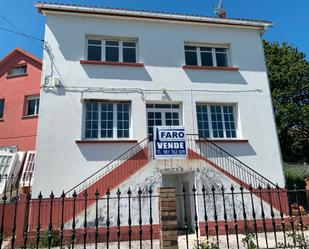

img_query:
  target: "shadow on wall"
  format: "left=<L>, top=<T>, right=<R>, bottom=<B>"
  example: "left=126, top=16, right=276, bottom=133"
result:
left=43, top=86, right=66, bottom=96
left=76, top=143, right=138, bottom=162
left=184, top=69, right=247, bottom=85
left=81, top=64, right=153, bottom=81
left=217, top=143, right=257, bottom=157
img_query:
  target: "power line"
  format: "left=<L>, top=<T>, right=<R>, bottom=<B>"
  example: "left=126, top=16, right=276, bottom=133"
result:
left=0, top=25, right=44, bottom=42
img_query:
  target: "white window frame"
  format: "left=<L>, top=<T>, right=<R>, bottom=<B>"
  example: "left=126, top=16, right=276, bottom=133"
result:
left=84, top=101, right=132, bottom=140
left=86, top=36, right=138, bottom=63
left=20, top=151, right=35, bottom=187
left=0, top=151, right=17, bottom=194
left=0, top=99, right=4, bottom=119
left=25, top=96, right=40, bottom=116
left=196, top=103, right=238, bottom=139
left=146, top=103, right=183, bottom=135
left=8, top=65, right=27, bottom=76
left=185, top=43, right=231, bottom=67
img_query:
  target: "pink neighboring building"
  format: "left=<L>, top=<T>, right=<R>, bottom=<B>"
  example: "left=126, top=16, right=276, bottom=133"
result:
left=0, top=48, right=41, bottom=191
left=0, top=48, right=42, bottom=151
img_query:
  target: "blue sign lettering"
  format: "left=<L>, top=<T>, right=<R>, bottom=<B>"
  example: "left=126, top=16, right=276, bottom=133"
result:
left=154, top=126, right=187, bottom=159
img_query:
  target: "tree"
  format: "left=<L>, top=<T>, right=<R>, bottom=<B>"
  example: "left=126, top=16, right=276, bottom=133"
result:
left=264, top=41, right=309, bottom=163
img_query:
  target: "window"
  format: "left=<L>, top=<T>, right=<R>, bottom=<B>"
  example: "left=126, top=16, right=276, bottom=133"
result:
left=185, top=45, right=230, bottom=67
left=20, top=152, right=35, bottom=187
left=87, top=38, right=137, bottom=63
left=0, top=152, right=17, bottom=194
left=8, top=65, right=27, bottom=76
left=0, top=154, right=12, bottom=181
left=85, top=101, right=131, bottom=139
left=146, top=104, right=182, bottom=135
left=196, top=104, right=237, bottom=139
left=0, top=99, right=4, bottom=119
left=26, top=96, right=40, bottom=116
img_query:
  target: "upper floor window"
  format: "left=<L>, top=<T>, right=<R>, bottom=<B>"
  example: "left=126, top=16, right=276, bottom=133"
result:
left=8, top=65, right=27, bottom=76
left=87, top=38, right=137, bottom=63
left=84, top=101, right=131, bottom=139
left=196, top=103, right=237, bottom=139
left=26, top=96, right=40, bottom=116
left=0, top=99, right=4, bottom=119
left=185, top=44, right=230, bottom=67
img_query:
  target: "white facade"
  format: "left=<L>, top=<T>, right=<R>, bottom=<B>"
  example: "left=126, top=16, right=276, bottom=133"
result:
left=33, top=3, right=284, bottom=196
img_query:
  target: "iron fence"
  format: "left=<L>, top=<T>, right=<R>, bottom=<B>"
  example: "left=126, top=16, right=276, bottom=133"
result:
left=0, top=184, right=308, bottom=248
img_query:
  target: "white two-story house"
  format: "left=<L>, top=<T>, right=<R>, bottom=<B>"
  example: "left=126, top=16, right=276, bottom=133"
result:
left=33, top=2, right=284, bottom=204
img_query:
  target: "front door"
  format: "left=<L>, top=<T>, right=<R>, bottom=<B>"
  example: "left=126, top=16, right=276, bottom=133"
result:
left=146, top=103, right=182, bottom=135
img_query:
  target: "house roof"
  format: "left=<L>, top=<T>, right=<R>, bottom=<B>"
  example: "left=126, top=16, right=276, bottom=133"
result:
left=0, top=48, right=42, bottom=68
left=35, top=2, right=272, bottom=30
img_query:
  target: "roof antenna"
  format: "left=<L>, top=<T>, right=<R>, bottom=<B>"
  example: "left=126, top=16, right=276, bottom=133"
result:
left=214, top=0, right=227, bottom=18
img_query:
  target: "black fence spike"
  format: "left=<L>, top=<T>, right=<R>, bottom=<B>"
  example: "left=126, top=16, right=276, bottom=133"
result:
left=221, top=185, right=229, bottom=249
left=202, top=185, right=209, bottom=240
left=192, top=184, right=199, bottom=247
left=36, top=192, right=43, bottom=249
left=149, top=186, right=153, bottom=249
left=230, top=184, right=240, bottom=249
left=83, top=190, right=88, bottom=249
left=106, top=189, right=110, bottom=249
left=138, top=187, right=143, bottom=249
left=94, top=188, right=99, bottom=249
left=128, top=187, right=132, bottom=249
left=60, top=190, right=65, bottom=249
left=182, top=185, right=189, bottom=249
left=117, top=188, right=121, bottom=249
left=258, top=185, right=269, bottom=248
left=48, top=191, right=54, bottom=249
left=211, top=184, right=219, bottom=247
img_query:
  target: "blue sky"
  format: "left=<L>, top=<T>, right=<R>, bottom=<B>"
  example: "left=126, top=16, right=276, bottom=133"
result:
left=0, top=0, right=308, bottom=59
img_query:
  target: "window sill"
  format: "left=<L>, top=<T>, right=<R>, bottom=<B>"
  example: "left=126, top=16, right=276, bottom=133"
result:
left=76, top=139, right=138, bottom=144
left=21, top=115, right=38, bottom=120
left=0, top=118, right=3, bottom=122
left=80, top=60, right=144, bottom=67
left=196, top=139, right=248, bottom=144
left=6, top=73, right=28, bottom=79
left=182, top=65, right=239, bottom=71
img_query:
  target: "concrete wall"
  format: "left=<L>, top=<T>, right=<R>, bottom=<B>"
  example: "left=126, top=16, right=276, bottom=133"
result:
left=33, top=13, right=284, bottom=195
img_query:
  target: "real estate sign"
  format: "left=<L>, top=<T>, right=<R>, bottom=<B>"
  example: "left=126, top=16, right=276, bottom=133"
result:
left=154, top=126, right=187, bottom=159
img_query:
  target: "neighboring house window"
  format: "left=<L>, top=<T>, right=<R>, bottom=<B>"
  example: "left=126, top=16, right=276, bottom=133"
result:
left=20, top=152, right=35, bottom=187
left=87, top=38, right=137, bottom=63
left=8, top=65, right=27, bottom=76
left=26, top=96, right=40, bottom=116
left=0, top=152, right=18, bottom=194
left=0, top=154, right=12, bottom=179
left=196, top=104, right=237, bottom=138
left=85, top=101, right=130, bottom=139
left=185, top=45, right=230, bottom=67
left=0, top=99, right=4, bottom=119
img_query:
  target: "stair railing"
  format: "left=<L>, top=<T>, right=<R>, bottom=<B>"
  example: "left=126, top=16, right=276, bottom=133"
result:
left=65, top=136, right=152, bottom=195
left=187, top=134, right=278, bottom=188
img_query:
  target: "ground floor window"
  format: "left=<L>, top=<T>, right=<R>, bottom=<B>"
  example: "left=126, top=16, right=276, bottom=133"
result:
left=20, top=151, right=35, bottom=187
left=0, top=152, right=16, bottom=194
left=196, top=103, right=237, bottom=139
left=146, top=103, right=182, bottom=135
left=84, top=101, right=130, bottom=139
